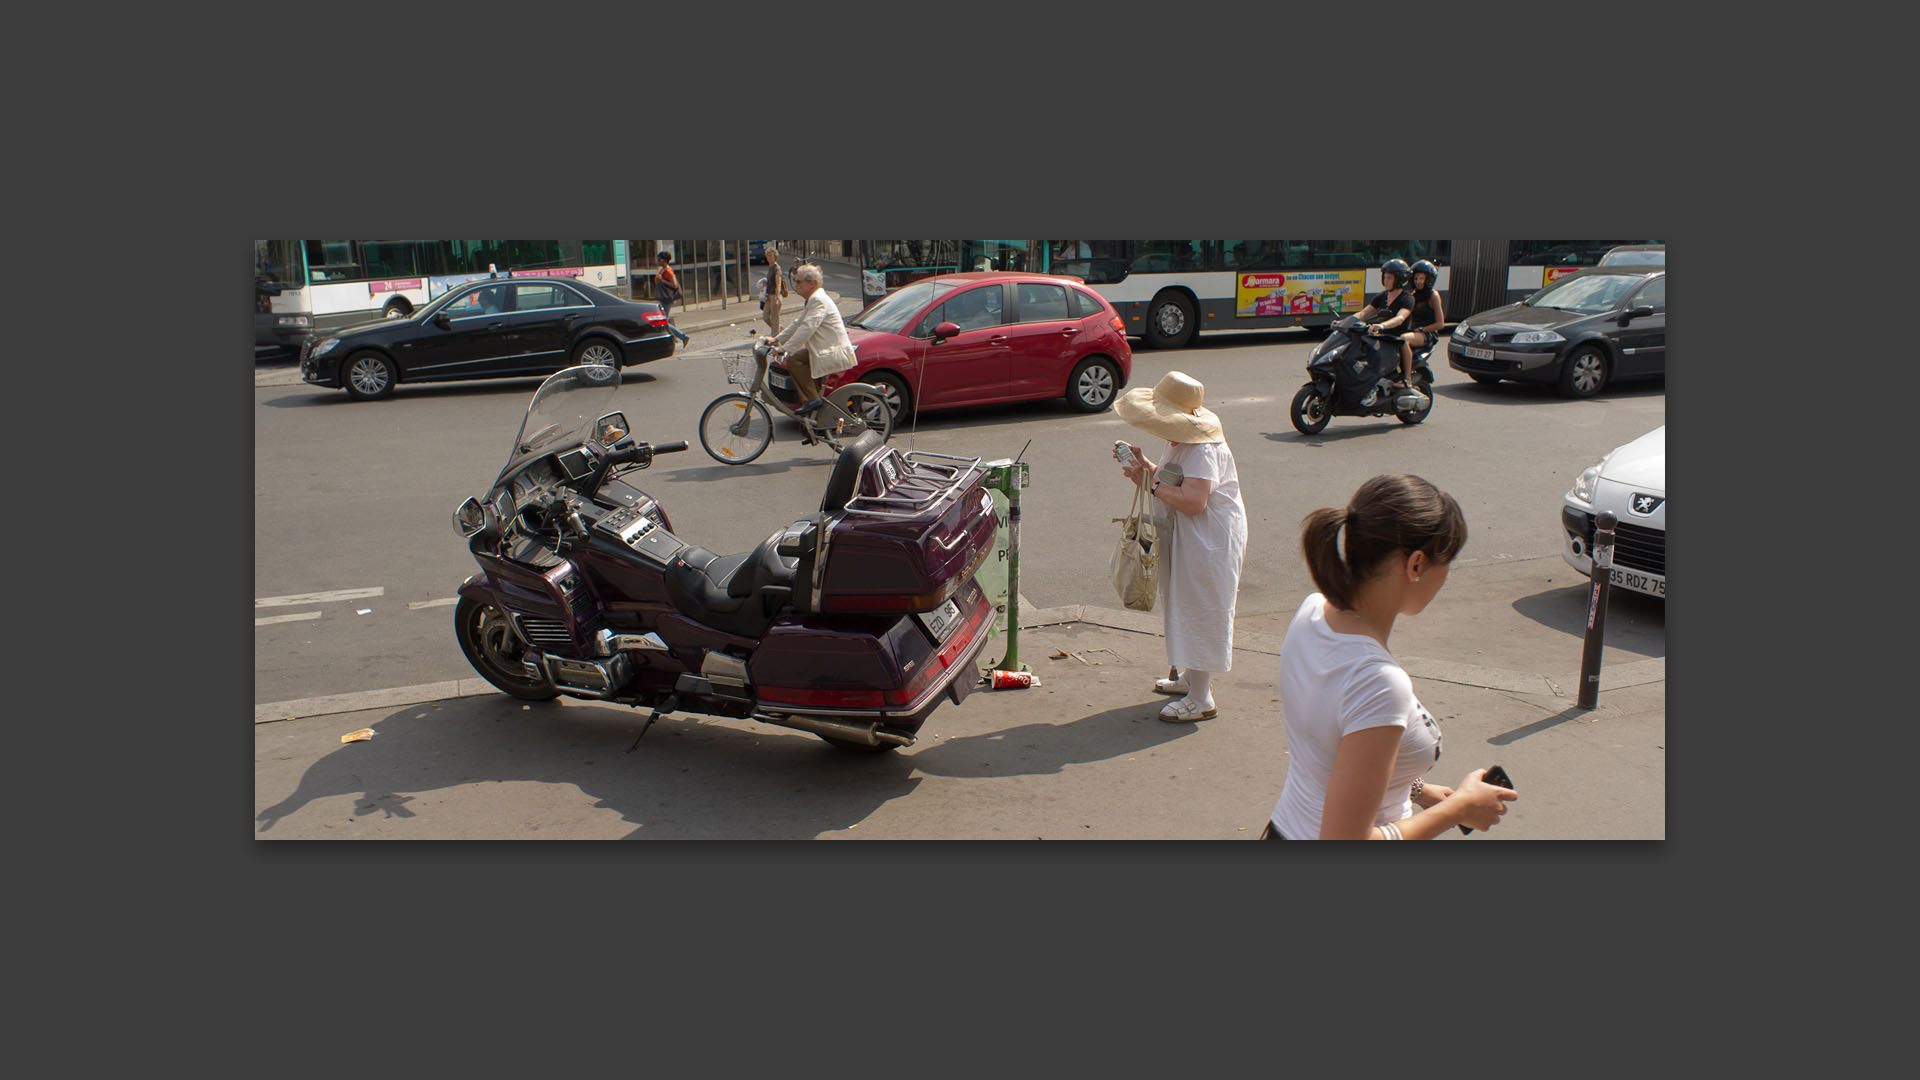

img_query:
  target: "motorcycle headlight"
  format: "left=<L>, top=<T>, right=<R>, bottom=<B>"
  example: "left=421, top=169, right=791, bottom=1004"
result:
left=1511, top=330, right=1565, bottom=345
left=310, top=337, right=340, bottom=357
left=1568, top=455, right=1610, bottom=503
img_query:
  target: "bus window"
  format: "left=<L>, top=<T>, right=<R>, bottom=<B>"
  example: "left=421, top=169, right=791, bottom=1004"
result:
left=305, top=240, right=360, bottom=282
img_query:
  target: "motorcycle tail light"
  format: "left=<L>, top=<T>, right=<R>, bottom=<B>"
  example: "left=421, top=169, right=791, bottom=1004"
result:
left=756, top=686, right=888, bottom=709
left=884, top=599, right=990, bottom=707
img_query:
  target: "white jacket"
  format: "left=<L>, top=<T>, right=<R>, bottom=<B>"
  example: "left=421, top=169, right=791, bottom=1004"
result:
left=770, top=288, right=858, bottom=376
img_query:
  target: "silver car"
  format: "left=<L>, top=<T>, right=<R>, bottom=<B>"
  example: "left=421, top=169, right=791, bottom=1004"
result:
left=1561, top=426, right=1665, bottom=599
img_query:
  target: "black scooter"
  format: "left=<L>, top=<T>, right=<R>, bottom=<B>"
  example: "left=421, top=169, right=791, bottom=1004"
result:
left=1289, top=315, right=1438, bottom=434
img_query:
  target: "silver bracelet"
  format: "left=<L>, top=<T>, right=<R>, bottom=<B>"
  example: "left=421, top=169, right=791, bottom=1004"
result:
left=1379, top=821, right=1403, bottom=841
left=1410, top=777, right=1425, bottom=802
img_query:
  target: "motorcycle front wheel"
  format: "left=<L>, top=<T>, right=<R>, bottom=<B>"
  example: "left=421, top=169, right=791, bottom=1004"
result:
left=699, top=393, right=774, bottom=464
left=455, top=596, right=560, bottom=701
left=1290, top=384, right=1332, bottom=435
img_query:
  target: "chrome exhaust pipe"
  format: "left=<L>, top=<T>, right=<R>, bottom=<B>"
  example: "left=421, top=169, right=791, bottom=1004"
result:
left=752, top=713, right=915, bottom=747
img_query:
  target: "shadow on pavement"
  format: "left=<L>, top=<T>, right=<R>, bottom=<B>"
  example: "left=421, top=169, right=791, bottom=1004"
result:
left=1258, top=421, right=1418, bottom=444
left=908, top=701, right=1199, bottom=779
left=1430, top=379, right=1665, bottom=407
left=256, top=695, right=921, bottom=839
left=1511, top=585, right=1665, bottom=658
left=260, top=372, right=662, bottom=409
left=1487, top=704, right=1599, bottom=746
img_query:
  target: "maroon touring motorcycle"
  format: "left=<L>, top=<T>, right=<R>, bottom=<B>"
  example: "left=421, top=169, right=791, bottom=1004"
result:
left=451, top=364, right=998, bottom=752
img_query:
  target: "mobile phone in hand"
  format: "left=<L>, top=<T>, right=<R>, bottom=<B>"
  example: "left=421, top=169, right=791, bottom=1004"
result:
left=1459, top=764, right=1514, bottom=835
left=1115, top=441, right=1138, bottom=469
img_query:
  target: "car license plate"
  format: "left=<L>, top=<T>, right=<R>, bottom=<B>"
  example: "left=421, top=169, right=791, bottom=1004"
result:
left=1610, top=567, right=1665, bottom=597
left=769, top=371, right=791, bottom=389
left=1464, top=346, right=1494, bottom=360
left=916, top=598, right=962, bottom=644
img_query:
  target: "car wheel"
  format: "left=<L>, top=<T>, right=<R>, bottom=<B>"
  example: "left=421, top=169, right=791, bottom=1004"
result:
left=1469, top=373, right=1502, bottom=386
left=1066, top=357, right=1121, bottom=412
left=573, top=338, right=623, bottom=371
left=862, top=371, right=912, bottom=427
left=1558, top=344, right=1610, bottom=398
left=1143, top=291, right=1196, bottom=349
left=343, top=351, right=397, bottom=400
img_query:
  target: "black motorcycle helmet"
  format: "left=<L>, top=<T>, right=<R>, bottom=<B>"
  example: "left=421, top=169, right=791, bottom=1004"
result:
left=1381, top=258, right=1410, bottom=289
left=1409, top=259, right=1438, bottom=291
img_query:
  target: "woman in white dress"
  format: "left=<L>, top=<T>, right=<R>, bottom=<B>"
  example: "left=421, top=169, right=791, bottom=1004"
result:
left=1113, top=372, right=1248, bottom=722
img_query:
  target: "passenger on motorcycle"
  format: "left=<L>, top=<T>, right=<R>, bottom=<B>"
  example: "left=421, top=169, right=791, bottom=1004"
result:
left=1356, top=258, right=1415, bottom=380
left=1396, top=260, right=1446, bottom=389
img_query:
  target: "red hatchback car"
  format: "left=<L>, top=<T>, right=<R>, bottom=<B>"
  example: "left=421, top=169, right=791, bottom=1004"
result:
left=777, top=271, right=1133, bottom=424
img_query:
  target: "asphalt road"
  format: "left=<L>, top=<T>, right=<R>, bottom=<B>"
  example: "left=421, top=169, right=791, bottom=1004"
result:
left=254, top=325, right=1666, bottom=709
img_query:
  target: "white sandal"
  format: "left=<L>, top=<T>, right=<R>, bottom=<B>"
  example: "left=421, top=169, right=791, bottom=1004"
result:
left=1158, top=698, right=1217, bottom=723
left=1153, top=671, right=1188, bottom=695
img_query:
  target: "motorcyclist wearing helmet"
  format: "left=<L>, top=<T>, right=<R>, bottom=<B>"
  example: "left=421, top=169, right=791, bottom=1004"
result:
left=1357, top=258, right=1416, bottom=370
left=1395, top=259, right=1447, bottom=390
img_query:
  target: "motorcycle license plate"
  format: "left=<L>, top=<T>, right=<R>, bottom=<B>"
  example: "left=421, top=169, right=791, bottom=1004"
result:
left=916, top=598, right=963, bottom=644
left=1610, top=567, right=1665, bottom=597
left=769, top=371, right=791, bottom=389
left=1463, top=346, right=1494, bottom=360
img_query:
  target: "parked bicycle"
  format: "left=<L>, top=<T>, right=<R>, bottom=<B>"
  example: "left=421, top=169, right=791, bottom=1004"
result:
left=698, top=339, right=893, bottom=464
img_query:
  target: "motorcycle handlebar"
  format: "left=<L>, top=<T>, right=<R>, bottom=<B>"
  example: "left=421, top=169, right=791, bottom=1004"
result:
left=653, top=441, right=688, bottom=454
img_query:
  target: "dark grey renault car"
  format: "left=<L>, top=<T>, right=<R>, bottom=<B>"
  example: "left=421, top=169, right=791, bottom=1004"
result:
left=1448, top=267, right=1665, bottom=397
left=301, top=277, right=677, bottom=400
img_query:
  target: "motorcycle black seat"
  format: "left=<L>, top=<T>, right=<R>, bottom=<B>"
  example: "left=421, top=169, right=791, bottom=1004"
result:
left=664, top=529, right=801, bottom=639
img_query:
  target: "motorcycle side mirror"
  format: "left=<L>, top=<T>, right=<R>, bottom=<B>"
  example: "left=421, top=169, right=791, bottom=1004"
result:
left=932, top=321, right=961, bottom=342
left=433, top=312, right=453, bottom=329
left=453, top=497, right=486, bottom=537
left=593, top=411, right=630, bottom=445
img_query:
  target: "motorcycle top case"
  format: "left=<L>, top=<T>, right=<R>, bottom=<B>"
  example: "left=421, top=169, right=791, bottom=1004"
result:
left=815, top=448, right=997, bottom=615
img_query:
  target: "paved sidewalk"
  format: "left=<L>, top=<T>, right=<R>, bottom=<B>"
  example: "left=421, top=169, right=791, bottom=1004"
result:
left=253, top=594, right=1664, bottom=840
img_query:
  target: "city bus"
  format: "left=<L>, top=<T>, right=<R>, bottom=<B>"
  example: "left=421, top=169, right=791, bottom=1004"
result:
left=857, top=240, right=1658, bottom=349
left=255, top=240, right=628, bottom=352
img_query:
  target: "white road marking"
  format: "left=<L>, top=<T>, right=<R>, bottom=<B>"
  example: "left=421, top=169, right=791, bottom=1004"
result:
left=407, top=597, right=460, bottom=610
left=256, top=611, right=322, bottom=627
left=256, top=587, right=385, bottom=608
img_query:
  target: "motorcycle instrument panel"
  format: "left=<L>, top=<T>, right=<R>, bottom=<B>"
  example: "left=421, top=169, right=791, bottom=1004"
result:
left=596, top=506, right=686, bottom=564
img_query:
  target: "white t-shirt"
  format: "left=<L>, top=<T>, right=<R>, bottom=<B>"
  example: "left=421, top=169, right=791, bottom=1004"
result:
left=1269, top=593, right=1442, bottom=840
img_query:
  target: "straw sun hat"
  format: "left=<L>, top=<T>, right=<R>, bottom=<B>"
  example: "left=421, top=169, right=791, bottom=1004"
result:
left=1116, top=371, right=1223, bottom=444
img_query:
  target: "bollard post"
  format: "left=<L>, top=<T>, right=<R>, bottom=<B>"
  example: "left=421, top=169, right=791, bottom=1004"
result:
left=982, top=460, right=1030, bottom=673
left=1577, top=510, right=1617, bottom=710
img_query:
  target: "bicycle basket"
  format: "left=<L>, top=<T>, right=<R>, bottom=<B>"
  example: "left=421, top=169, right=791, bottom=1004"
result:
left=720, top=351, right=755, bottom=386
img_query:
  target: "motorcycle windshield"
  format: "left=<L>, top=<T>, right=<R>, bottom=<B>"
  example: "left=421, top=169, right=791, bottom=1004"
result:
left=505, top=364, right=623, bottom=473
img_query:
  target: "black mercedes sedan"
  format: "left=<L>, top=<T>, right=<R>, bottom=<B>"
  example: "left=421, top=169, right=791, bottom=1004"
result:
left=300, top=277, right=678, bottom=400
left=1448, top=267, right=1665, bottom=398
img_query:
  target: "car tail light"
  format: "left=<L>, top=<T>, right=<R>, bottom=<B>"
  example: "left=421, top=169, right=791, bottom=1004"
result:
left=642, top=311, right=668, bottom=326
left=1109, top=315, right=1125, bottom=333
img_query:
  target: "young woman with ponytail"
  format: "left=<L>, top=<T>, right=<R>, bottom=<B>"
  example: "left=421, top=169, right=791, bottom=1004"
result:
left=1262, top=474, right=1518, bottom=840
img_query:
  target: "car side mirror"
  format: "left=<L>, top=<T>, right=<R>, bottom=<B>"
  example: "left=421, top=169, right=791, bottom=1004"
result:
left=1619, top=305, right=1655, bottom=323
left=932, top=321, right=961, bottom=342
left=433, top=313, right=453, bottom=329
